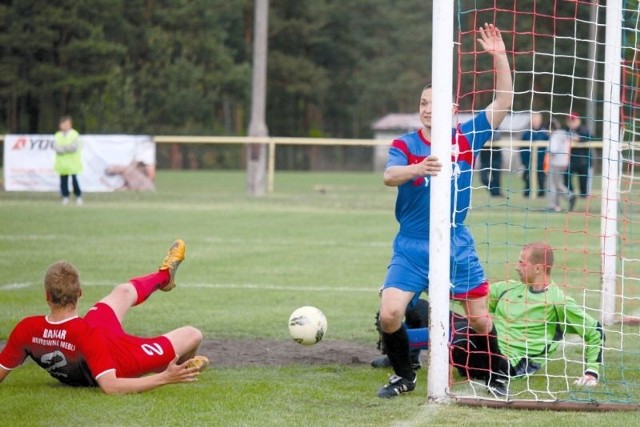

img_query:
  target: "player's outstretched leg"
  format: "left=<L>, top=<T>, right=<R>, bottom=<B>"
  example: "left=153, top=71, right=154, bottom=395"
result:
left=130, top=238, right=185, bottom=304
left=97, top=240, right=186, bottom=322
left=159, top=239, right=186, bottom=292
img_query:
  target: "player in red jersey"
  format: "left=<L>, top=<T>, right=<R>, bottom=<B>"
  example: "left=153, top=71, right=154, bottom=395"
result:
left=0, top=239, right=209, bottom=394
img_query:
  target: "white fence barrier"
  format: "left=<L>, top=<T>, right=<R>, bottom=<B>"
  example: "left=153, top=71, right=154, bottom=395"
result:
left=3, top=134, right=605, bottom=194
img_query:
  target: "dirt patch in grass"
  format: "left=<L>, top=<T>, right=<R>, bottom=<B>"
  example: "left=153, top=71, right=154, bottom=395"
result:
left=199, top=338, right=381, bottom=368
left=0, top=338, right=382, bottom=368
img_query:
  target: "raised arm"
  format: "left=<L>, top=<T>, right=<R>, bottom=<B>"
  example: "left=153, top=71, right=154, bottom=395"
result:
left=477, top=23, right=513, bottom=130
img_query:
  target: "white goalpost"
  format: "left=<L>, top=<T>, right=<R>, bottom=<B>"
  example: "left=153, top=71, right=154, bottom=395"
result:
left=427, top=0, right=640, bottom=410
left=427, top=0, right=455, bottom=403
left=600, top=0, right=623, bottom=328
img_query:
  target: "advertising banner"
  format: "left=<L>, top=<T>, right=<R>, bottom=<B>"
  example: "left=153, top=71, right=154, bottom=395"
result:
left=3, top=134, right=156, bottom=192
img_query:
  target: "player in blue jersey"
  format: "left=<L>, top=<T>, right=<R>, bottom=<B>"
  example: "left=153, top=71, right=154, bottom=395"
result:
left=520, top=112, right=549, bottom=198
left=376, top=23, right=513, bottom=398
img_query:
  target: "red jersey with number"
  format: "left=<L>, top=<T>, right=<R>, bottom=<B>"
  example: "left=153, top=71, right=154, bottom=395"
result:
left=0, top=315, right=114, bottom=386
left=0, top=303, right=175, bottom=387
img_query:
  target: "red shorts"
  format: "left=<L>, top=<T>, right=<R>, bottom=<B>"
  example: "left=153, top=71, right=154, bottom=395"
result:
left=84, top=303, right=176, bottom=378
left=451, top=281, right=489, bottom=301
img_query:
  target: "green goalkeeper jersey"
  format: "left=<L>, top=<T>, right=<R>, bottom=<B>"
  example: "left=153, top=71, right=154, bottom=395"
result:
left=489, top=280, right=604, bottom=378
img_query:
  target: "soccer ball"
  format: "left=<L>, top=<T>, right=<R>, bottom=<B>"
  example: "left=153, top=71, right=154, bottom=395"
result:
left=288, top=306, right=328, bottom=346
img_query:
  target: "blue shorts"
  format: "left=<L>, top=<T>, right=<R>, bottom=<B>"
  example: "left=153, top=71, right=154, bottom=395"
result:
left=383, top=226, right=486, bottom=306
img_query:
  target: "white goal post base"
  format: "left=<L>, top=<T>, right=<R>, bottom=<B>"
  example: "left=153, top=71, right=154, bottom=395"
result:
left=455, top=397, right=640, bottom=412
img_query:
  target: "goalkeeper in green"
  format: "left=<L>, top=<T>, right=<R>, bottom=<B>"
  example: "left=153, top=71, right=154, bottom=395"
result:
left=451, top=242, right=604, bottom=395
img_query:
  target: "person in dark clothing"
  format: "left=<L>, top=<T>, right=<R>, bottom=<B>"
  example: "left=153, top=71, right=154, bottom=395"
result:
left=520, top=112, right=549, bottom=198
left=479, top=139, right=504, bottom=198
left=565, top=112, right=592, bottom=198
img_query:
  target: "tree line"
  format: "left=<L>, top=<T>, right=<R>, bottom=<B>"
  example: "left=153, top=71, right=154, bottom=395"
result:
left=0, top=0, right=622, bottom=145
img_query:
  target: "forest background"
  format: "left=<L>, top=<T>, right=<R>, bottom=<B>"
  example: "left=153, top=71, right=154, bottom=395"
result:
left=0, top=1, right=626, bottom=169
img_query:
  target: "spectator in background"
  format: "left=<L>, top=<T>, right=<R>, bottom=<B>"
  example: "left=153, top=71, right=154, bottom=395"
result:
left=478, top=132, right=504, bottom=198
left=547, top=118, right=576, bottom=212
left=53, top=115, right=83, bottom=205
left=565, top=112, right=592, bottom=198
left=520, top=112, right=549, bottom=198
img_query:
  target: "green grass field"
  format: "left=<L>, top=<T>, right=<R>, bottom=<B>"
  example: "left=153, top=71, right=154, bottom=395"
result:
left=1, top=170, right=639, bottom=426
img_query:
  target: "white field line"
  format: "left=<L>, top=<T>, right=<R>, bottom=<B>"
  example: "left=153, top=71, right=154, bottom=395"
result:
left=391, top=402, right=442, bottom=427
left=185, top=283, right=374, bottom=292
left=0, top=234, right=389, bottom=248
left=1, top=281, right=375, bottom=293
left=0, top=283, right=32, bottom=290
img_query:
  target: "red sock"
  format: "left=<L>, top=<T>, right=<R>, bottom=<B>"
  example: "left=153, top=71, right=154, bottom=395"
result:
left=130, top=270, right=170, bottom=305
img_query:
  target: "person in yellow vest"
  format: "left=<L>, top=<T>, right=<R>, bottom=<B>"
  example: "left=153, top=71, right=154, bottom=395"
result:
left=53, top=115, right=83, bottom=205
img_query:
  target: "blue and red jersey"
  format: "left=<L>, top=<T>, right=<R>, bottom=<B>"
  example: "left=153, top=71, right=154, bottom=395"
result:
left=386, top=111, right=493, bottom=236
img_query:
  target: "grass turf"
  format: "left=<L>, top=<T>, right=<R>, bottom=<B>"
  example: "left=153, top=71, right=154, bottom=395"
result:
left=1, top=170, right=640, bottom=426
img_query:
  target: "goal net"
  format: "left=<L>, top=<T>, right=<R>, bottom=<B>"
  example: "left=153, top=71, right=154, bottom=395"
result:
left=442, top=0, right=640, bottom=409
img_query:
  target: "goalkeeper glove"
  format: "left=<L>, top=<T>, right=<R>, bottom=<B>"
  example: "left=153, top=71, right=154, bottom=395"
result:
left=574, top=373, right=598, bottom=387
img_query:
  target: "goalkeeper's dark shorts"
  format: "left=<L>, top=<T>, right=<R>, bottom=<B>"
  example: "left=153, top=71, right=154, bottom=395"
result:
left=450, top=316, right=512, bottom=381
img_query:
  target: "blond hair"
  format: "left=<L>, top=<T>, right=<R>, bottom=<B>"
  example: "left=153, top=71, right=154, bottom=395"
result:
left=44, top=261, right=81, bottom=307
